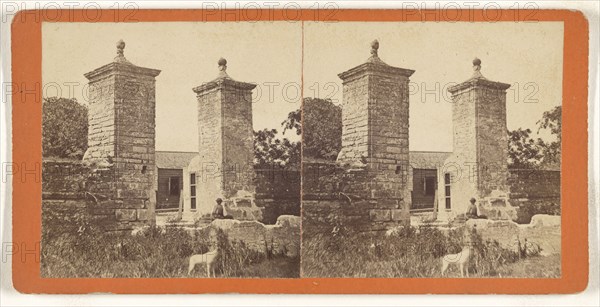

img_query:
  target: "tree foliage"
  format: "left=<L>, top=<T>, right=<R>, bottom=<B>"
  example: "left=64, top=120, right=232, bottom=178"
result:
left=508, top=106, right=561, bottom=169
left=254, top=97, right=342, bottom=167
left=42, top=97, right=88, bottom=159
left=281, top=108, right=301, bottom=136
left=301, top=98, right=342, bottom=161
left=508, top=128, right=543, bottom=168
left=536, top=106, right=561, bottom=166
left=254, top=128, right=300, bottom=168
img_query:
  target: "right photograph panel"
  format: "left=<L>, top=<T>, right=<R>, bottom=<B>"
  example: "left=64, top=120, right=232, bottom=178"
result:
left=301, top=22, right=564, bottom=278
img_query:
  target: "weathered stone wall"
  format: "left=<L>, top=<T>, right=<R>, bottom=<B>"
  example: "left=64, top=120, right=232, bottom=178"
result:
left=466, top=214, right=561, bottom=256
left=475, top=87, right=510, bottom=196
left=111, top=72, right=158, bottom=206
left=83, top=46, right=161, bottom=229
left=195, top=86, right=224, bottom=214
left=508, top=169, right=560, bottom=200
left=508, top=169, right=561, bottom=222
left=302, top=162, right=409, bottom=234
left=445, top=66, right=511, bottom=218
left=333, top=42, right=415, bottom=232
left=192, top=63, right=257, bottom=218
left=337, top=74, right=369, bottom=164
left=337, top=67, right=412, bottom=200
left=369, top=74, right=410, bottom=173
left=85, top=74, right=117, bottom=163
left=42, top=160, right=153, bottom=232
left=255, top=168, right=300, bottom=224
left=208, top=215, right=300, bottom=257
left=221, top=87, right=255, bottom=197
left=444, top=87, right=478, bottom=217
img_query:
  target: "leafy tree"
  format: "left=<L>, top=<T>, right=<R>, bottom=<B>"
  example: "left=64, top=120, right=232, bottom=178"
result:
left=536, top=106, right=561, bottom=167
left=254, top=98, right=341, bottom=167
left=508, top=106, right=561, bottom=169
left=300, top=98, right=342, bottom=161
left=508, top=128, right=543, bottom=168
left=254, top=128, right=300, bottom=168
left=42, top=97, right=88, bottom=159
left=281, top=108, right=301, bottom=136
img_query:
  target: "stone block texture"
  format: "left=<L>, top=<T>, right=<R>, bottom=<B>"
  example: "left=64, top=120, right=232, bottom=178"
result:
left=192, top=62, right=257, bottom=218
left=42, top=160, right=154, bottom=231
left=466, top=214, right=561, bottom=256
left=78, top=43, right=160, bottom=230
left=325, top=42, right=414, bottom=232
left=302, top=162, right=409, bottom=234
left=508, top=169, right=561, bottom=221
left=208, top=215, right=300, bottom=257
left=254, top=168, right=301, bottom=224
left=445, top=63, right=511, bottom=217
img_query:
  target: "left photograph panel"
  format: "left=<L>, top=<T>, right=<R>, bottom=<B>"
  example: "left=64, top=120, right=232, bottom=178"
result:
left=41, top=22, right=302, bottom=278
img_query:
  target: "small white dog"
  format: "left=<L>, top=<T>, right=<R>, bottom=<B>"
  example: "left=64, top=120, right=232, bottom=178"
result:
left=441, top=245, right=473, bottom=277
left=188, top=250, right=218, bottom=277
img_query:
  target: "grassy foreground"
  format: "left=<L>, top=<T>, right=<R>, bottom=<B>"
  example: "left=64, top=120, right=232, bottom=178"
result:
left=302, top=225, right=558, bottom=278
left=42, top=224, right=299, bottom=278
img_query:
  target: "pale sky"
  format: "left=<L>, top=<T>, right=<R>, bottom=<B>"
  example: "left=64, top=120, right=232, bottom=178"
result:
left=42, top=22, right=302, bottom=152
left=304, top=22, right=563, bottom=152
left=43, top=21, right=562, bottom=153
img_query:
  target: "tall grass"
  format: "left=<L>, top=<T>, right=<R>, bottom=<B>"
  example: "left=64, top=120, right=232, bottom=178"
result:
left=301, top=224, right=520, bottom=278
left=41, top=211, right=299, bottom=278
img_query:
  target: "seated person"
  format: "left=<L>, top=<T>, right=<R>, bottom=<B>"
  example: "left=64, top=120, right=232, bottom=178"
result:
left=466, top=198, right=479, bottom=219
left=212, top=198, right=233, bottom=220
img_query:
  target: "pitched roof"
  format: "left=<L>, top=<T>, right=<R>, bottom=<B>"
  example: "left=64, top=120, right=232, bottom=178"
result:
left=409, top=151, right=451, bottom=169
left=155, top=151, right=198, bottom=169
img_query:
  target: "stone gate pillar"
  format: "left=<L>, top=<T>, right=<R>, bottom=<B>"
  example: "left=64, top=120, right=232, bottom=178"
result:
left=192, top=58, right=259, bottom=220
left=445, top=58, right=512, bottom=219
left=83, top=40, right=161, bottom=228
left=337, top=40, right=415, bottom=227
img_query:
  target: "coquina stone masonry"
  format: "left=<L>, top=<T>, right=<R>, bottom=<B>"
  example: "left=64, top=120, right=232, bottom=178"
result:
left=305, top=40, right=415, bottom=233
left=442, top=59, right=512, bottom=220
left=191, top=58, right=260, bottom=219
left=81, top=40, right=161, bottom=229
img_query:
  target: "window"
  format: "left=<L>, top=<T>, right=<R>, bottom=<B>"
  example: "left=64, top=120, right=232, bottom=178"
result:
left=190, top=173, right=196, bottom=210
left=424, top=177, right=436, bottom=196
left=169, top=177, right=180, bottom=196
left=444, top=173, right=451, bottom=209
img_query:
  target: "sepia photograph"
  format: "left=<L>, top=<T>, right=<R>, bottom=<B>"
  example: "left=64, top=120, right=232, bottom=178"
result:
left=40, top=21, right=302, bottom=278
left=301, top=22, right=563, bottom=278
left=4, top=2, right=596, bottom=300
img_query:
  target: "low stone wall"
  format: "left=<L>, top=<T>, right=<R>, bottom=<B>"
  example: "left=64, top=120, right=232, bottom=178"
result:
left=508, top=169, right=560, bottom=200
left=208, top=215, right=300, bottom=257
left=302, top=162, right=409, bottom=234
left=255, top=168, right=300, bottom=224
left=466, top=214, right=561, bottom=256
left=508, top=169, right=561, bottom=223
left=42, top=160, right=155, bottom=232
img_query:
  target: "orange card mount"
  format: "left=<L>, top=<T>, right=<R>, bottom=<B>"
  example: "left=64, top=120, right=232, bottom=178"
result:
left=11, top=9, right=588, bottom=294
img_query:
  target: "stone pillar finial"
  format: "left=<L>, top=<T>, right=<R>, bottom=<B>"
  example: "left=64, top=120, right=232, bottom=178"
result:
left=218, top=57, right=227, bottom=71
left=471, top=57, right=485, bottom=79
left=217, top=57, right=230, bottom=78
left=117, top=40, right=125, bottom=56
left=370, top=39, right=379, bottom=57
left=114, top=39, right=130, bottom=64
